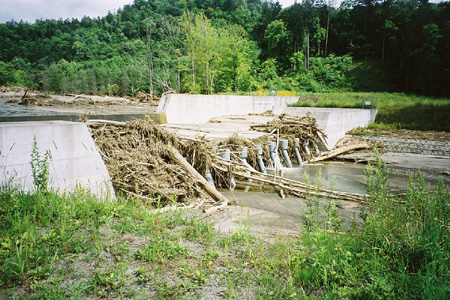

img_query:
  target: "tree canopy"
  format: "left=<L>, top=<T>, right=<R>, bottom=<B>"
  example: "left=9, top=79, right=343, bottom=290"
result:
left=0, top=0, right=449, bottom=97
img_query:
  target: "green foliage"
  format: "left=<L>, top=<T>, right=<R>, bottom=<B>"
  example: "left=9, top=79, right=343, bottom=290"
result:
left=362, top=154, right=450, bottom=298
left=30, top=137, right=49, bottom=193
left=291, top=55, right=353, bottom=92
left=264, top=20, right=289, bottom=59
left=290, top=154, right=450, bottom=298
left=0, top=190, right=114, bottom=287
left=1, top=1, right=448, bottom=97
left=348, top=59, right=396, bottom=92
left=135, top=238, right=189, bottom=263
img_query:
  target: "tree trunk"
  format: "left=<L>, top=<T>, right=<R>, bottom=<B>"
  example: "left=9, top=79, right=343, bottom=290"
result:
left=405, top=42, right=411, bottom=91
left=318, top=40, right=321, bottom=57
left=191, top=49, right=195, bottom=88
left=206, top=61, right=209, bottom=94
left=146, top=24, right=154, bottom=97
left=166, top=145, right=230, bottom=204
left=325, top=10, right=330, bottom=57
left=308, top=143, right=371, bottom=163
left=307, top=29, right=310, bottom=73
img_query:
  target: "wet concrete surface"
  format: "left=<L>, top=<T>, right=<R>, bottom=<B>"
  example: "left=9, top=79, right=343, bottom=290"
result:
left=162, top=115, right=274, bottom=142
left=210, top=187, right=360, bottom=238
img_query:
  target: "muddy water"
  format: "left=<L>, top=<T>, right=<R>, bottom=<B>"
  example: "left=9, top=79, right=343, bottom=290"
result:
left=0, top=97, right=156, bottom=122
left=210, top=161, right=439, bottom=236
left=212, top=162, right=368, bottom=236
left=283, top=162, right=368, bottom=194
left=283, top=161, right=426, bottom=194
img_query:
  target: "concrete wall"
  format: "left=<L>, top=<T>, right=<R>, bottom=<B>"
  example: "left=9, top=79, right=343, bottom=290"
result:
left=156, top=94, right=376, bottom=149
left=157, top=94, right=299, bottom=124
left=0, top=121, right=114, bottom=199
left=283, top=107, right=377, bottom=148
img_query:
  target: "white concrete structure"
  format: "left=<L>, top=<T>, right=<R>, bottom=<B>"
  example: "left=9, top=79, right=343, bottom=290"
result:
left=157, top=94, right=299, bottom=124
left=0, top=121, right=114, bottom=199
left=157, top=94, right=376, bottom=149
left=283, top=107, right=377, bottom=147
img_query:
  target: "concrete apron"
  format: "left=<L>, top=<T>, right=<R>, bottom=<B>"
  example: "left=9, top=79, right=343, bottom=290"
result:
left=0, top=121, right=115, bottom=200
left=157, top=94, right=376, bottom=148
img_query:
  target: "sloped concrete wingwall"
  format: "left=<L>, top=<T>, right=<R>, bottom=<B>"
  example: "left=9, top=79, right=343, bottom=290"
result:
left=283, top=107, right=377, bottom=148
left=0, top=121, right=114, bottom=199
left=157, top=94, right=299, bottom=124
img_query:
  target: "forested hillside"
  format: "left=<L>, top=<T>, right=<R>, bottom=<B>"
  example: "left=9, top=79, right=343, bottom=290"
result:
left=1, top=0, right=449, bottom=97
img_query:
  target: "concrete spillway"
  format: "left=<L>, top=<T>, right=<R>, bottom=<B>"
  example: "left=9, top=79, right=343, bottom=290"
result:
left=157, top=94, right=376, bottom=148
left=156, top=94, right=299, bottom=124
left=0, top=94, right=375, bottom=198
left=0, top=121, right=114, bottom=199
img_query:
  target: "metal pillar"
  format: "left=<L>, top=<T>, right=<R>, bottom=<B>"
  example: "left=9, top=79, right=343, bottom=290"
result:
left=256, top=145, right=266, bottom=174
left=218, top=149, right=236, bottom=190
left=279, top=139, right=292, bottom=168
left=294, top=138, right=303, bottom=165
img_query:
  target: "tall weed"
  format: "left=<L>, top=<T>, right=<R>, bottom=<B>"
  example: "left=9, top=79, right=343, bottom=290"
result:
left=362, top=152, right=450, bottom=298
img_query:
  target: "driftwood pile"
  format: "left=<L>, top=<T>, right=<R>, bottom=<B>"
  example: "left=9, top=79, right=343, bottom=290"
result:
left=250, top=114, right=329, bottom=161
left=218, top=134, right=271, bottom=169
left=89, top=118, right=369, bottom=212
left=90, top=118, right=222, bottom=207
left=134, top=91, right=160, bottom=105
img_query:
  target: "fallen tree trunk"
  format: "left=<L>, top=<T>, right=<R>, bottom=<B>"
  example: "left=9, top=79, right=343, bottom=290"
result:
left=166, top=145, right=232, bottom=205
left=308, top=143, right=371, bottom=163
left=212, top=157, right=368, bottom=203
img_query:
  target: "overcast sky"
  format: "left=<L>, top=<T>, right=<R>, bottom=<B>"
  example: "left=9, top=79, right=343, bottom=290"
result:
left=0, top=0, right=445, bottom=24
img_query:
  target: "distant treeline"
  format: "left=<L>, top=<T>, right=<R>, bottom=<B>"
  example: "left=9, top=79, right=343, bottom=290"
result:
left=0, top=0, right=449, bottom=97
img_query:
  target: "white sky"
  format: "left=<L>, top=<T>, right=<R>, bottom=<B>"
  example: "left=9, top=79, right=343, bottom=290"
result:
left=0, top=0, right=133, bottom=23
left=0, top=0, right=299, bottom=23
left=0, top=0, right=445, bottom=24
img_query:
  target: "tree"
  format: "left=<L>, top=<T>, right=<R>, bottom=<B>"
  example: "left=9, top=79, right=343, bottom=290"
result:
left=145, top=18, right=155, bottom=97
left=180, top=11, right=197, bottom=90
left=264, top=20, right=289, bottom=59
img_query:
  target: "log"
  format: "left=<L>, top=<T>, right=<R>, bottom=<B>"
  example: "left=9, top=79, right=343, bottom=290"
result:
left=203, top=200, right=229, bottom=215
left=317, top=131, right=331, bottom=151
left=308, top=143, right=371, bottom=163
left=166, top=145, right=232, bottom=205
left=21, top=88, right=28, bottom=100
left=212, top=160, right=367, bottom=203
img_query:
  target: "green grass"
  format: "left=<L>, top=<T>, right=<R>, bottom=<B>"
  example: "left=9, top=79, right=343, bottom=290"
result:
left=348, top=60, right=397, bottom=93
left=291, top=91, right=450, bottom=131
left=1, top=156, right=449, bottom=299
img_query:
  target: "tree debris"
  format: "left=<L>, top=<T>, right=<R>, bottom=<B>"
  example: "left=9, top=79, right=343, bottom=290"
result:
left=250, top=114, right=328, bottom=161
left=89, top=117, right=369, bottom=212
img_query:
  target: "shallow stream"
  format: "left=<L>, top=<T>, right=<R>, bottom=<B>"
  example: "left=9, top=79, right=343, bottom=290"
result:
left=212, top=161, right=441, bottom=236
